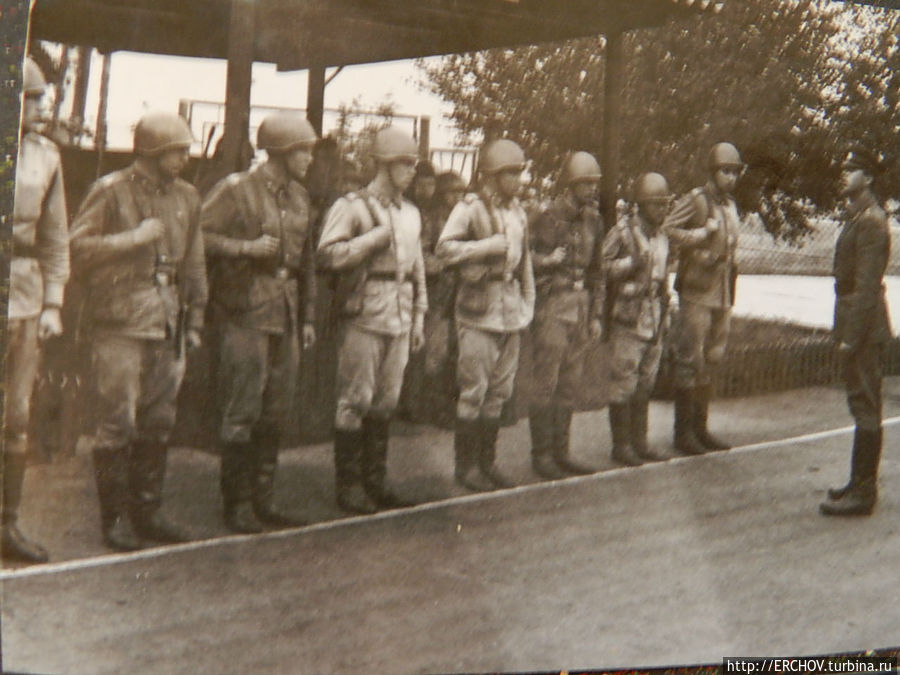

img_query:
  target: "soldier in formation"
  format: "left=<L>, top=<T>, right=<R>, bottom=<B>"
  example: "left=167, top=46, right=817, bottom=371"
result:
left=528, top=151, right=604, bottom=480
left=201, top=112, right=318, bottom=533
left=820, top=147, right=892, bottom=517
left=316, top=127, right=427, bottom=514
left=70, top=112, right=207, bottom=551
left=2, top=58, right=69, bottom=564
left=437, top=139, right=535, bottom=492
left=664, top=142, right=743, bottom=456
left=601, top=173, right=674, bottom=466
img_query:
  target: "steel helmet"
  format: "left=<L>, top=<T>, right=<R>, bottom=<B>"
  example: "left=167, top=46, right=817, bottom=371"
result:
left=633, top=172, right=672, bottom=204
left=708, top=142, right=744, bottom=171
left=257, top=112, right=317, bottom=153
left=23, top=57, right=47, bottom=96
left=479, top=139, right=526, bottom=175
left=133, top=112, right=194, bottom=156
left=372, top=127, right=418, bottom=163
left=561, top=151, right=601, bottom=184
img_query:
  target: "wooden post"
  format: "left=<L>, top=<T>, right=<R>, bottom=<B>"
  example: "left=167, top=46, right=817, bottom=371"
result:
left=600, top=27, right=624, bottom=232
left=307, top=65, right=326, bottom=136
left=94, top=53, right=111, bottom=178
left=418, top=115, right=430, bottom=160
left=221, top=0, right=255, bottom=173
left=70, top=46, right=91, bottom=145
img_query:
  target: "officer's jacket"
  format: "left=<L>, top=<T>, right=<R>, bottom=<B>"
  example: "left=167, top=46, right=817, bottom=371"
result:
left=436, top=188, right=535, bottom=333
left=664, top=182, right=739, bottom=309
left=317, top=184, right=428, bottom=337
left=11, top=131, right=69, bottom=319
left=833, top=191, right=892, bottom=350
left=602, top=213, right=670, bottom=341
left=201, top=162, right=316, bottom=334
left=531, top=193, right=603, bottom=324
left=70, top=162, right=207, bottom=341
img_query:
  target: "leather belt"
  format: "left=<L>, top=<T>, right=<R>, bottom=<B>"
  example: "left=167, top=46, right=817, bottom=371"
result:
left=274, top=267, right=290, bottom=280
left=369, top=271, right=411, bottom=282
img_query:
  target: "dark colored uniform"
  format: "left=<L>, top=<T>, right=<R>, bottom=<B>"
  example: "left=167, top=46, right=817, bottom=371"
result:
left=70, top=162, right=207, bottom=538
left=528, top=194, right=603, bottom=474
left=201, top=161, right=316, bottom=520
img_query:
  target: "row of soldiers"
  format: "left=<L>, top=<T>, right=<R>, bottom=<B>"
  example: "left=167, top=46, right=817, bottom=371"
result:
left=6, top=57, right=890, bottom=565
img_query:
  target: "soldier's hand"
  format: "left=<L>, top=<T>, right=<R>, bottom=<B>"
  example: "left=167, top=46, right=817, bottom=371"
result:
left=302, top=323, right=316, bottom=350
left=483, top=234, right=508, bottom=257
left=704, top=218, right=720, bottom=236
left=589, top=317, right=603, bottom=341
left=242, top=234, right=280, bottom=259
left=411, top=324, right=426, bottom=353
left=186, top=328, right=203, bottom=351
left=548, top=246, right=567, bottom=265
left=37, top=307, right=63, bottom=341
left=132, top=218, right=166, bottom=246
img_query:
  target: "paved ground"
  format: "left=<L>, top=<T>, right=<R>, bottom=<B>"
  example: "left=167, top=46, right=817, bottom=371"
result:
left=2, top=378, right=900, bottom=674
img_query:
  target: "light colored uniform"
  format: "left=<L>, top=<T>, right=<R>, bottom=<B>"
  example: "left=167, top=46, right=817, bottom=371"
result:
left=602, top=213, right=670, bottom=402
left=437, top=188, right=535, bottom=420
left=317, top=185, right=427, bottom=430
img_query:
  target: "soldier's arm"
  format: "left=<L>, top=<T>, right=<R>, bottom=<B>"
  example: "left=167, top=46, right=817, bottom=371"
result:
left=184, top=195, right=208, bottom=332
left=412, top=234, right=429, bottom=327
left=69, top=181, right=139, bottom=268
left=842, top=212, right=890, bottom=350
left=316, top=197, right=391, bottom=271
left=34, top=152, right=69, bottom=308
left=601, top=225, right=634, bottom=281
left=435, top=201, right=502, bottom=265
left=662, top=192, right=708, bottom=248
left=200, top=177, right=247, bottom=257
left=520, top=231, right=536, bottom=319
left=529, top=210, right=565, bottom=271
left=301, top=226, right=317, bottom=324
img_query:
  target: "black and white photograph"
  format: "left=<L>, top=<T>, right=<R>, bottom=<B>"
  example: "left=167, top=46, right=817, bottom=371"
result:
left=1, top=0, right=899, bottom=673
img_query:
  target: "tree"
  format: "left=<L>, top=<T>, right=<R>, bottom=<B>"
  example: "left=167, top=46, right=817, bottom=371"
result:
left=420, top=0, right=897, bottom=239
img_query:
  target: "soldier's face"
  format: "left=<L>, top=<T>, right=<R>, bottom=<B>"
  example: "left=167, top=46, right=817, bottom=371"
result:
left=157, top=147, right=190, bottom=180
left=414, top=176, right=436, bottom=203
left=641, top=200, right=669, bottom=227
left=389, top=159, right=417, bottom=193
left=284, top=146, right=313, bottom=182
left=571, top=181, right=597, bottom=203
left=840, top=169, right=871, bottom=198
left=713, top=166, right=741, bottom=194
left=22, top=93, right=43, bottom=132
left=496, top=169, right=522, bottom=199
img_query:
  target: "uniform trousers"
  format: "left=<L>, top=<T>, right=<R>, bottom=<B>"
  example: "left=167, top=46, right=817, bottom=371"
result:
left=608, top=326, right=663, bottom=403
left=456, top=325, right=520, bottom=421
left=530, top=316, right=588, bottom=410
left=4, top=317, right=40, bottom=447
left=844, top=342, right=884, bottom=432
left=673, top=299, right=731, bottom=388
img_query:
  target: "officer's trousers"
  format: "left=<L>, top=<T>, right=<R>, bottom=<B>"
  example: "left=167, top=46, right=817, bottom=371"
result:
left=456, top=325, right=520, bottom=421
left=673, top=300, right=731, bottom=388
left=844, top=342, right=884, bottom=432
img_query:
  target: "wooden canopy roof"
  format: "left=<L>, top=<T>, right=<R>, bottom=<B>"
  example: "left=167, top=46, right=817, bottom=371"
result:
left=29, top=0, right=723, bottom=69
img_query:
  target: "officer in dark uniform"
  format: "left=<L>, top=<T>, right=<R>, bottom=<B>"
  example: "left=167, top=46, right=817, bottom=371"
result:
left=664, top=142, right=743, bottom=456
left=201, top=112, right=317, bottom=533
left=528, top=151, right=604, bottom=480
left=820, top=147, right=892, bottom=517
left=3, top=57, right=69, bottom=564
left=70, top=112, right=207, bottom=551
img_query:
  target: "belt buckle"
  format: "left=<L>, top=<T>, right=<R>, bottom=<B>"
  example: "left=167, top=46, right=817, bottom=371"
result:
left=155, top=272, right=171, bottom=287
left=275, top=267, right=289, bottom=280
left=503, top=272, right=513, bottom=283
left=573, top=280, right=585, bottom=291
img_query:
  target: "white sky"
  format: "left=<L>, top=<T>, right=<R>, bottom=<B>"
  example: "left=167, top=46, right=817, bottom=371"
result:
left=79, top=51, right=462, bottom=156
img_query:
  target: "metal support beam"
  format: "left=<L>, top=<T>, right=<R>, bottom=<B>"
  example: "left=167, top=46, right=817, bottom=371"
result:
left=600, top=28, right=624, bottom=232
left=221, top=0, right=254, bottom=172
left=307, top=65, right=325, bottom=136
left=418, top=116, right=430, bottom=160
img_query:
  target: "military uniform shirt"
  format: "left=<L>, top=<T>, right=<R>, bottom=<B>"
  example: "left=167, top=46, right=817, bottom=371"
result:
left=10, top=131, right=69, bottom=319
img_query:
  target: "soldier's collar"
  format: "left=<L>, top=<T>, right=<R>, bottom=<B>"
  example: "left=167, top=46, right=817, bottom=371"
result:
left=480, top=185, right=516, bottom=209
left=257, top=161, right=291, bottom=193
left=846, top=191, right=876, bottom=220
left=130, top=161, right=173, bottom=193
left=365, top=183, right=403, bottom=209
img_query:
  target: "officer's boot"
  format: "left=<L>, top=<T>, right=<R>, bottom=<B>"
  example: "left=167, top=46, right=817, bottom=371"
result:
left=1, top=445, right=49, bottom=563
left=609, top=403, right=643, bottom=467
left=221, top=441, right=264, bottom=534
left=673, top=387, right=706, bottom=456
left=333, top=429, right=377, bottom=515
left=455, top=418, right=494, bottom=492
left=92, top=446, right=142, bottom=551
left=479, top=418, right=514, bottom=489
left=630, top=394, right=667, bottom=462
left=827, top=428, right=862, bottom=501
left=129, top=440, right=191, bottom=543
left=692, top=383, right=730, bottom=451
left=820, top=427, right=881, bottom=517
left=529, top=407, right=566, bottom=480
left=361, top=417, right=414, bottom=509
left=251, top=427, right=307, bottom=528
left=552, top=407, right=596, bottom=475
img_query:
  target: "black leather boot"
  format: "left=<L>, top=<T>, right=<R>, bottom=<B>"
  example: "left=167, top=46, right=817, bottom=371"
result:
left=821, top=428, right=881, bottom=517
left=827, top=428, right=862, bottom=501
left=673, top=387, right=706, bottom=456
left=1, top=448, right=49, bottom=563
left=130, top=440, right=191, bottom=543
left=530, top=407, right=566, bottom=480
left=479, top=418, right=514, bottom=489
left=334, top=428, right=377, bottom=515
left=455, top=418, right=494, bottom=491
left=362, top=417, right=414, bottom=509
left=609, top=403, right=642, bottom=467
left=630, top=394, right=666, bottom=462
left=92, top=445, right=142, bottom=551
left=221, top=441, right=264, bottom=534
left=252, top=427, right=308, bottom=527
left=693, top=383, right=730, bottom=451
left=552, top=407, right=596, bottom=475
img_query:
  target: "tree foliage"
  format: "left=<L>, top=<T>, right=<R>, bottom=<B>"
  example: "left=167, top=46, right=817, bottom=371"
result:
left=420, top=0, right=898, bottom=239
